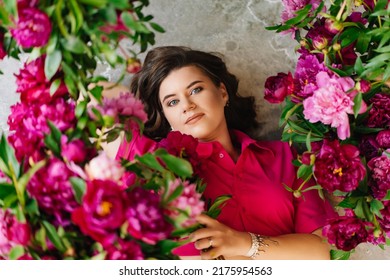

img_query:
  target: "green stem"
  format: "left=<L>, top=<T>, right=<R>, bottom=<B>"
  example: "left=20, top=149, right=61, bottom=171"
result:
left=336, top=0, right=347, bottom=21
left=55, top=0, right=69, bottom=38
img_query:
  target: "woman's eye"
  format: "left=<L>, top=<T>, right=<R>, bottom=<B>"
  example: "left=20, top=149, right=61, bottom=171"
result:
left=190, top=87, right=202, bottom=95
left=167, top=99, right=179, bottom=107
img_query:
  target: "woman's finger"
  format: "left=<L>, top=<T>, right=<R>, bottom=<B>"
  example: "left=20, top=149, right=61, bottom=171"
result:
left=196, top=214, right=217, bottom=226
left=194, top=237, right=214, bottom=250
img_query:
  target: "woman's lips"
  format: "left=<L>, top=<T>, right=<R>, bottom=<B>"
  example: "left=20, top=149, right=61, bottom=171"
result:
left=185, top=113, right=204, bottom=124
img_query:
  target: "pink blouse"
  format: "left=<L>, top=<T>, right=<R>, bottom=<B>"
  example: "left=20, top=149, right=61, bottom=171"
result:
left=116, top=130, right=336, bottom=256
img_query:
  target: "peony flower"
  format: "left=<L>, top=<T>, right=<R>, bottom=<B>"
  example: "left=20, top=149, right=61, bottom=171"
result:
left=367, top=153, right=390, bottom=200
left=378, top=201, right=390, bottom=238
left=306, top=23, right=333, bottom=50
left=0, top=31, right=6, bottom=60
left=105, top=239, right=144, bottom=260
left=92, top=92, right=147, bottom=131
left=126, top=57, right=142, bottom=74
left=126, top=187, right=173, bottom=245
left=264, top=72, right=294, bottom=103
left=303, top=71, right=367, bottom=140
left=281, top=0, right=322, bottom=22
left=164, top=178, right=204, bottom=228
left=15, top=56, right=68, bottom=104
left=359, top=135, right=380, bottom=161
left=0, top=209, right=31, bottom=258
left=314, top=140, right=366, bottom=192
left=293, top=54, right=329, bottom=101
left=85, top=152, right=125, bottom=183
left=10, top=8, right=51, bottom=48
left=376, top=130, right=390, bottom=149
left=100, top=13, right=130, bottom=42
left=324, top=19, right=343, bottom=34
left=61, top=136, right=87, bottom=164
left=28, top=158, right=79, bottom=226
left=72, top=179, right=127, bottom=247
left=7, top=98, right=76, bottom=161
left=323, top=214, right=370, bottom=251
left=366, top=93, right=390, bottom=128
left=158, top=131, right=201, bottom=173
left=17, top=0, right=39, bottom=9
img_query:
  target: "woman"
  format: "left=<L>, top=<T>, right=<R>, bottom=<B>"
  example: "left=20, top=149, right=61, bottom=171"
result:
left=116, top=46, right=336, bottom=260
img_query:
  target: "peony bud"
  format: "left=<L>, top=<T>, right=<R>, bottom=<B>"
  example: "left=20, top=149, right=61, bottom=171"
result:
left=325, top=19, right=344, bottom=34
left=126, top=57, right=142, bottom=74
left=356, top=80, right=371, bottom=93
left=332, top=43, right=341, bottom=52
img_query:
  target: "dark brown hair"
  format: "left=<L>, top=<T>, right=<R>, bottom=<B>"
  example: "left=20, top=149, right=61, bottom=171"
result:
left=131, top=46, right=258, bottom=140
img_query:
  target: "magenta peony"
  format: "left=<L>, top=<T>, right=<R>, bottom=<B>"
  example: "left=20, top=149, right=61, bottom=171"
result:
left=158, top=131, right=201, bottom=173
left=15, top=56, right=68, bottom=104
left=28, top=158, right=79, bottom=226
left=378, top=201, right=390, bottom=238
left=264, top=72, right=294, bottom=103
left=367, top=153, right=390, bottom=200
left=0, top=31, right=6, bottom=60
left=165, top=178, right=204, bottom=228
left=376, top=130, right=390, bottom=149
left=281, top=0, right=322, bottom=22
left=61, top=136, right=87, bottom=164
left=314, top=140, right=366, bottom=192
left=323, top=214, right=370, bottom=251
left=303, top=71, right=367, bottom=140
left=366, top=93, right=390, bottom=128
left=293, top=54, right=329, bottom=101
left=72, top=179, right=127, bottom=247
left=359, top=135, right=380, bottom=161
left=105, top=239, right=144, bottom=260
left=7, top=98, right=76, bottom=161
left=0, top=209, right=31, bottom=258
left=126, top=188, right=173, bottom=245
left=10, top=8, right=51, bottom=48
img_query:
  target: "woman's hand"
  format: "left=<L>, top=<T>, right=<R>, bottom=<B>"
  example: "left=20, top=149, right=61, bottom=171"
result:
left=189, top=214, right=252, bottom=259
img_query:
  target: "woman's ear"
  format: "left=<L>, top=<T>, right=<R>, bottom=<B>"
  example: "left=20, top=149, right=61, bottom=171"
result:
left=219, top=83, right=229, bottom=104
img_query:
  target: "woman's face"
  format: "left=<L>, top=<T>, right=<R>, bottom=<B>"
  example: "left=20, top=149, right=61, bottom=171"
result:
left=159, top=65, right=229, bottom=142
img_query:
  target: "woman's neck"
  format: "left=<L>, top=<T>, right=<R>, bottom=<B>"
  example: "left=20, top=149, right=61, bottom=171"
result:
left=214, top=129, right=240, bottom=162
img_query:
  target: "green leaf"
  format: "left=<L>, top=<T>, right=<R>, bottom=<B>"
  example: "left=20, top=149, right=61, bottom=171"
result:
left=340, top=27, right=360, bottom=47
left=136, top=153, right=165, bottom=172
left=9, top=245, right=25, bottom=260
left=165, top=184, right=183, bottom=204
left=68, top=0, right=84, bottom=33
left=121, top=11, right=151, bottom=34
left=25, top=198, right=40, bottom=216
left=42, top=221, right=66, bottom=252
left=297, top=164, right=312, bottom=180
left=302, top=184, right=322, bottom=193
left=150, top=22, right=165, bottom=33
left=45, top=50, right=62, bottom=81
left=370, top=199, right=384, bottom=217
left=284, top=4, right=312, bottom=26
left=0, top=182, right=16, bottom=200
left=207, top=195, right=232, bottom=219
left=61, top=36, right=88, bottom=54
left=157, top=239, right=181, bottom=254
left=354, top=57, right=364, bottom=76
left=89, top=85, right=103, bottom=103
left=338, top=196, right=359, bottom=208
left=69, top=177, right=86, bottom=204
left=75, top=100, right=87, bottom=119
left=0, top=134, right=20, bottom=179
left=355, top=31, right=371, bottom=54
left=159, top=154, right=193, bottom=178
left=353, top=92, right=363, bottom=118
left=330, top=249, right=351, bottom=260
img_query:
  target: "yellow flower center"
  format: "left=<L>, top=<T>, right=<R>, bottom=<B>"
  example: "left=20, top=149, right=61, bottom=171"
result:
left=97, top=201, right=112, bottom=217
left=333, top=167, right=343, bottom=177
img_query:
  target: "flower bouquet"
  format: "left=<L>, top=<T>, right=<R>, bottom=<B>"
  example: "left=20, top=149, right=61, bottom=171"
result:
left=264, top=0, right=390, bottom=259
left=0, top=0, right=227, bottom=260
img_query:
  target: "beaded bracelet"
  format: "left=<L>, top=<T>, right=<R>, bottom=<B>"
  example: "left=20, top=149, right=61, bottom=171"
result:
left=244, top=232, right=269, bottom=259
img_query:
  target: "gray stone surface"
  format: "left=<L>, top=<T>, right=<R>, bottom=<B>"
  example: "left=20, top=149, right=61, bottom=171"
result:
left=0, top=0, right=389, bottom=259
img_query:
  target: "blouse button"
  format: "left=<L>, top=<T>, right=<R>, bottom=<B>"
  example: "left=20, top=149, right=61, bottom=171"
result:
left=219, top=153, right=224, bottom=159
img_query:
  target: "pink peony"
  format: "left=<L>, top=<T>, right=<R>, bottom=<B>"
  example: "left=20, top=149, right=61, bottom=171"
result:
left=72, top=179, right=127, bottom=247
left=85, top=152, right=125, bottom=183
left=105, top=239, right=144, bottom=260
left=7, top=98, right=76, bottom=161
left=264, top=72, right=294, bottom=104
left=303, top=71, right=367, bottom=140
left=15, top=56, right=68, bottom=104
left=0, top=209, right=31, bottom=258
left=323, top=214, right=370, bottom=251
left=314, top=140, right=366, bottom=192
left=164, top=178, right=204, bottom=228
left=367, top=153, right=390, bottom=200
left=126, top=188, right=173, bottom=245
left=61, top=136, right=87, bottom=164
left=366, top=93, right=390, bottom=128
left=28, top=158, right=79, bottom=226
left=10, top=8, right=51, bottom=48
left=281, top=0, right=322, bottom=22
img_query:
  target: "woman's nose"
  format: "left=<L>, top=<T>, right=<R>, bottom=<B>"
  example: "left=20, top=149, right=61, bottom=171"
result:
left=182, top=98, right=196, bottom=113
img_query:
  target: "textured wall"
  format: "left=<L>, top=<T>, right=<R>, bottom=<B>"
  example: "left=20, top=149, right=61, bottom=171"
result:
left=0, top=0, right=389, bottom=259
